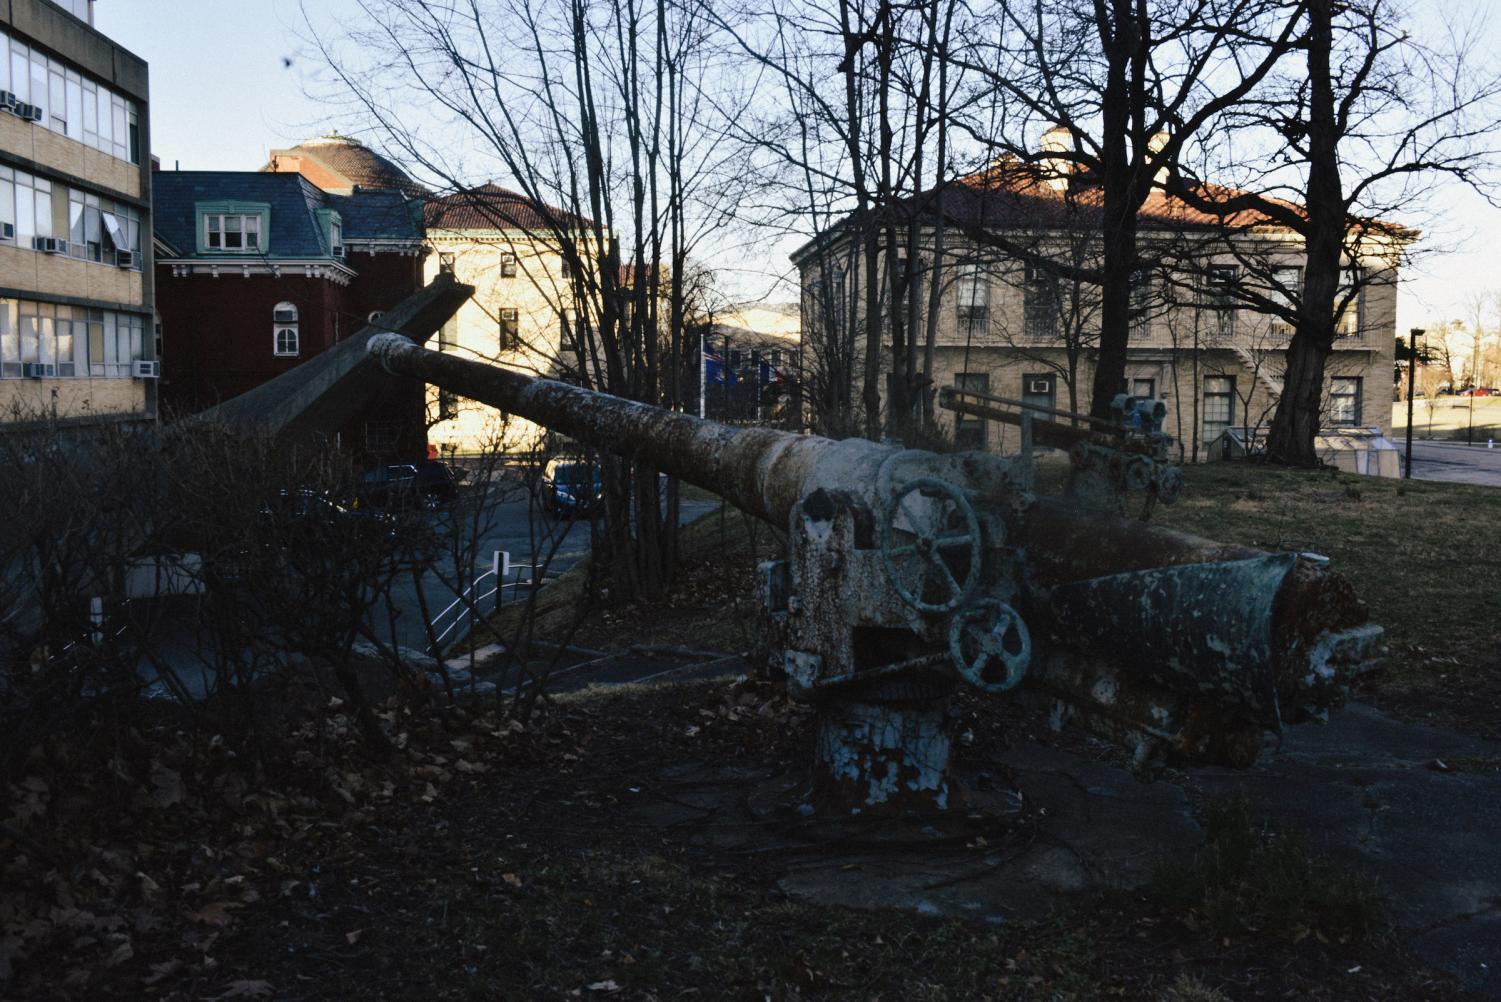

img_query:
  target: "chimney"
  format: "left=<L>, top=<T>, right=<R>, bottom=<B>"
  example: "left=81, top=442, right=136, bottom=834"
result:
left=1039, top=125, right=1073, bottom=192
left=1148, top=130, right=1171, bottom=186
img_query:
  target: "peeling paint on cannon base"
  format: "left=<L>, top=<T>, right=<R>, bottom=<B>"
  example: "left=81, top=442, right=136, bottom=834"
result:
left=811, top=701, right=953, bottom=814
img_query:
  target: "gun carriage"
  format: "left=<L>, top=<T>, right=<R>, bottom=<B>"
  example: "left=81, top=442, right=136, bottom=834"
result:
left=370, top=334, right=1381, bottom=815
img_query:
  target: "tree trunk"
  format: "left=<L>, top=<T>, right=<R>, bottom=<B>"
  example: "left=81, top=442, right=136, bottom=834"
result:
left=1088, top=0, right=1143, bottom=420
left=1265, top=0, right=1342, bottom=466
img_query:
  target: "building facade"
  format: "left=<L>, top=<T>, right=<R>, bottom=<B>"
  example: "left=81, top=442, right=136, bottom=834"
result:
left=793, top=161, right=1399, bottom=463
left=421, top=184, right=585, bottom=456
left=152, top=170, right=427, bottom=460
left=1, top=0, right=155, bottom=427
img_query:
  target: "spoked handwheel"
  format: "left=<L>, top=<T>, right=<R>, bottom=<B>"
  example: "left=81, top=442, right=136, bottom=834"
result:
left=880, top=477, right=983, bottom=614
left=948, top=598, right=1031, bottom=694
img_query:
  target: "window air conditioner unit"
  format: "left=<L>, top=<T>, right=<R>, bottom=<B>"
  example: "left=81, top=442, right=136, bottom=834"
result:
left=27, top=105, right=42, bottom=123
left=8, top=102, right=29, bottom=120
left=1027, top=378, right=1051, bottom=395
left=0, top=91, right=14, bottom=109
left=115, top=249, right=135, bottom=268
left=133, top=360, right=160, bottom=379
left=1, top=222, right=13, bottom=241
left=31, top=236, right=63, bottom=254
left=22, top=362, right=56, bottom=379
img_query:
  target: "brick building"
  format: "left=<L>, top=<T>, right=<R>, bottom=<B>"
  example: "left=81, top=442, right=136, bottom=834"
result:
left=152, top=170, right=427, bottom=459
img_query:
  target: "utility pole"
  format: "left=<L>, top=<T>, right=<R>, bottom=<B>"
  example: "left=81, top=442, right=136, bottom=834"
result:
left=1405, top=327, right=1424, bottom=479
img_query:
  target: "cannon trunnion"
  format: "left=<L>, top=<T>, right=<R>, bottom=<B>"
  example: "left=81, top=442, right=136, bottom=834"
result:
left=370, top=335, right=1383, bottom=816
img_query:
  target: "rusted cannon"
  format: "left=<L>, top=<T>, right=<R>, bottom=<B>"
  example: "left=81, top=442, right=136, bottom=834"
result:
left=370, top=334, right=1381, bottom=815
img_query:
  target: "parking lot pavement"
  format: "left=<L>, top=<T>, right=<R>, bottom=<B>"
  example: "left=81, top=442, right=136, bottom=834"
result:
left=1405, top=439, right=1501, bottom=487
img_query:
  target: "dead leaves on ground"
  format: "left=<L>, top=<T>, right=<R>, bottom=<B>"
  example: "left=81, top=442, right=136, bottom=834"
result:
left=0, top=697, right=551, bottom=1000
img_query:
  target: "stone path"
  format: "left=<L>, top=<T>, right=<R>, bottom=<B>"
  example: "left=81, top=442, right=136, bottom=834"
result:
left=623, top=699, right=1501, bottom=997
left=1196, top=704, right=1501, bottom=997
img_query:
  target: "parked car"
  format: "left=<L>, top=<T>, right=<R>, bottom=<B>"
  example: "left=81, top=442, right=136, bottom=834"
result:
left=415, top=459, right=467, bottom=502
left=540, top=459, right=603, bottom=516
left=1458, top=387, right=1496, bottom=397
left=353, top=464, right=425, bottom=510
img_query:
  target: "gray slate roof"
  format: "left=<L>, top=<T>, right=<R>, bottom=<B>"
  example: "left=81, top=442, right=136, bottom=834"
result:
left=152, top=172, right=422, bottom=260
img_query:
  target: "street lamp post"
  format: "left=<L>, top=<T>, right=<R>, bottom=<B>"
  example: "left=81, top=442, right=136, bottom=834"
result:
left=1405, top=327, right=1424, bottom=479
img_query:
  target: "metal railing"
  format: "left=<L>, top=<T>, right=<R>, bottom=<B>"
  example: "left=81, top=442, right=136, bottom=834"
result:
left=427, top=550, right=538, bottom=655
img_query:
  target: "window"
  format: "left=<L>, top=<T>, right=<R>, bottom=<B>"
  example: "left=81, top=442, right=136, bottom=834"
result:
left=1202, top=265, right=1237, bottom=339
left=329, top=218, right=342, bottom=255
left=273, top=302, right=299, bottom=357
left=1267, top=265, right=1302, bottom=338
left=6, top=169, right=52, bottom=243
left=1129, top=268, right=1153, bottom=333
left=84, top=308, right=143, bottom=378
left=1024, top=263, right=1058, bottom=340
left=1329, top=377, right=1362, bottom=426
left=498, top=308, right=520, bottom=351
left=500, top=252, right=517, bottom=278
left=560, top=257, right=572, bottom=279
left=954, top=372, right=989, bottom=449
left=205, top=213, right=261, bottom=251
left=1335, top=267, right=1364, bottom=339
left=1131, top=377, right=1156, bottom=400
left=560, top=307, right=578, bottom=350
left=0, top=30, right=139, bottom=164
left=955, top=266, right=990, bottom=325
left=1203, top=375, right=1236, bottom=445
left=816, top=268, right=847, bottom=332
left=439, top=252, right=455, bottom=274
left=436, top=318, right=458, bottom=418
left=64, top=189, right=140, bottom=267
left=1022, top=372, right=1056, bottom=417
left=0, top=300, right=83, bottom=378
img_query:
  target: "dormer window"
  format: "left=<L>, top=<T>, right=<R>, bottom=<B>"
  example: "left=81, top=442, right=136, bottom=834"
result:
left=316, top=208, right=344, bottom=258
left=206, top=214, right=260, bottom=250
left=196, top=201, right=270, bottom=254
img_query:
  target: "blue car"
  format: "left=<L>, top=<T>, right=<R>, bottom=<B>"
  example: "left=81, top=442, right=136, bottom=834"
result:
left=542, top=460, right=603, bottom=516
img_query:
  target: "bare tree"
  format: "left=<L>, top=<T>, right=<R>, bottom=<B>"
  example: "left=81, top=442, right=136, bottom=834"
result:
left=711, top=0, right=969, bottom=439
left=306, top=0, right=756, bottom=600
left=1166, top=0, right=1501, bottom=464
left=947, top=0, right=1304, bottom=420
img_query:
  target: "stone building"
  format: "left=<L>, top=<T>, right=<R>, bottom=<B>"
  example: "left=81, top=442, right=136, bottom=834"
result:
left=1, top=0, right=155, bottom=428
left=420, top=184, right=588, bottom=456
left=792, top=156, right=1401, bottom=463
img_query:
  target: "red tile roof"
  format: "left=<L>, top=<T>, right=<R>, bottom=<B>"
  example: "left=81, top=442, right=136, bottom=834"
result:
left=424, top=184, right=594, bottom=232
left=937, top=159, right=1301, bottom=232
left=263, top=135, right=426, bottom=198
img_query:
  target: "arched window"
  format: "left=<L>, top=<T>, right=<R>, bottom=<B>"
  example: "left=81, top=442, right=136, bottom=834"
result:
left=273, top=301, right=299, bottom=356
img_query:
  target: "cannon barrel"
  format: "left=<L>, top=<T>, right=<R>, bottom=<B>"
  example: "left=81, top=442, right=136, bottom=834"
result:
left=369, top=334, right=1020, bottom=527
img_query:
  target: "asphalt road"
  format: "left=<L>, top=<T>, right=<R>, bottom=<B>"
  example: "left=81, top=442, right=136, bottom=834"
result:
left=378, top=484, right=719, bottom=654
left=1405, top=439, right=1501, bottom=487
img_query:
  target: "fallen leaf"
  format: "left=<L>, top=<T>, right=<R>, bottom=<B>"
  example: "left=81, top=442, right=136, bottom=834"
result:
left=345, top=929, right=363, bottom=945
left=502, top=872, right=522, bottom=888
left=151, top=765, right=184, bottom=808
left=189, top=901, right=242, bottom=928
left=142, top=958, right=183, bottom=985
left=213, top=979, right=274, bottom=999
left=587, top=980, right=622, bottom=993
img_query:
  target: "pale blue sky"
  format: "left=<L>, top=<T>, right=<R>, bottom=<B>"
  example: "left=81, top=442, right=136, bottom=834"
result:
left=97, top=0, right=1501, bottom=333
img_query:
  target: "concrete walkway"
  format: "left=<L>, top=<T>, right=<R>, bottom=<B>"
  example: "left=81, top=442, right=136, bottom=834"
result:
left=623, top=698, right=1501, bottom=997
